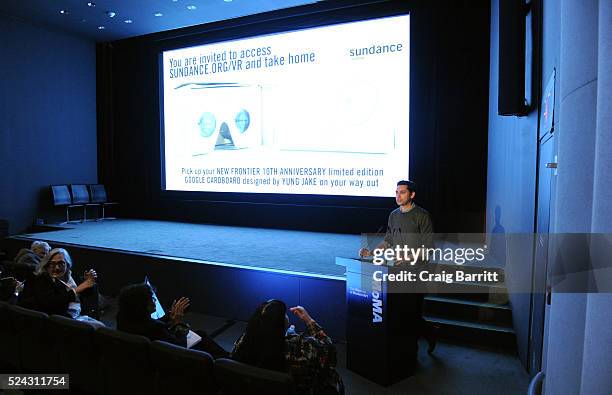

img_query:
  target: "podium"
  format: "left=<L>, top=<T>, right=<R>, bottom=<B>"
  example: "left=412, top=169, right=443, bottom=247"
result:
left=336, top=257, right=419, bottom=386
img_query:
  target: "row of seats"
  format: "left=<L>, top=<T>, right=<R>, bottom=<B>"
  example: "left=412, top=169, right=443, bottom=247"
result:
left=51, top=184, right=118, bottom=223
left=0, top=302, right=295, bottom=395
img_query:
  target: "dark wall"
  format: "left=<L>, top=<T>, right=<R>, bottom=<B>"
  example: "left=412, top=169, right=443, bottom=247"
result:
left=486, top=0, right=540, bottom=369
left=0, top=13, right=98, bottom=234
left=100, top=0, right=490, bottom=234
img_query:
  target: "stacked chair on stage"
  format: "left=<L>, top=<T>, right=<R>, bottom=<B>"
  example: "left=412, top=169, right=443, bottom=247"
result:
left=50, top=184, right=119, bottom=223
left=0, top=301, right=296, bottom=395
left=70, top=184, right=100, bottom=222
left=88, top=184, right=118, bottom=220
left=51, top=184, right=85, bottom=224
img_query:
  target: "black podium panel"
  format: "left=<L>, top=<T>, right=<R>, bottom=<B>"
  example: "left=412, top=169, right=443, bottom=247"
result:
left=338, top=257, right=418, bottom=386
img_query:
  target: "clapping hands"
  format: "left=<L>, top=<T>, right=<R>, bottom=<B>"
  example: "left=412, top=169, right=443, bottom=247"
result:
left=75, top=269, right=97, bottom=294
left=169, top=296, right=190, bottom=324
left=289, top=305, right=314, bottom=325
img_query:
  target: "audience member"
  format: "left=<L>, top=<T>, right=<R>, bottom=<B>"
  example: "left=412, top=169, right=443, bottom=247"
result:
left=0, top=276, right=21, bottom=303
left=16, top=241, right=51, bottom=264
left=116, top=283, right=228, bottom=359
left=18, top=248, right=104, bottom=327
left=231, top=299, right=344, bottom=395
left=11, top=240, right=51, bottom=281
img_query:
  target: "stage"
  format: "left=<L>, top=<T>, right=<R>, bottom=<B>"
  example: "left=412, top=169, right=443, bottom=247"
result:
left=13, top=219, right=360, bottom=279
left=6, top=219, right=359, bottom=339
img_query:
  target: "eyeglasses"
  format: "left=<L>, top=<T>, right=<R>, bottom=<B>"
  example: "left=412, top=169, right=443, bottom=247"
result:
left=48, top=261, right=67, bottom=269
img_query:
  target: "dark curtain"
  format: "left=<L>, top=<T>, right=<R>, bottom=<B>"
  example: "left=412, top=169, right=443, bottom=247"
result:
left=96, top=43, right=115, bottom=195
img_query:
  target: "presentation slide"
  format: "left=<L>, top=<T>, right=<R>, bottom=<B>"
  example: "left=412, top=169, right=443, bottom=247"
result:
left=161, top=14, right=410, bottom=197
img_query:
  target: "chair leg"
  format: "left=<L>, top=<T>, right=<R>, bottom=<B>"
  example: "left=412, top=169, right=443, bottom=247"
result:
left=60, top=207, right=69, bottom=225
left=66, top=206, right=85, bottom=224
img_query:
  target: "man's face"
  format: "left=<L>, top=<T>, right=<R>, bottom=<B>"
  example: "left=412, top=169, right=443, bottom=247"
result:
left=36, top=245, right=50, bottom=258
left=395, top=185, right=415, bottom=206
left=47, top=253, right=67, bottom=279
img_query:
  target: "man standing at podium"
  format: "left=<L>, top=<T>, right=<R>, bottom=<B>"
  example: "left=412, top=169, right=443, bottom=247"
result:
left=358, top=180, right=433, bottom=265
left=358, top=179, right=437, bottom=354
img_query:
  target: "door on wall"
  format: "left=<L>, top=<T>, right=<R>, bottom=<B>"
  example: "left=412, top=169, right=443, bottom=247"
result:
left=528, top=133, right=555, bottom=375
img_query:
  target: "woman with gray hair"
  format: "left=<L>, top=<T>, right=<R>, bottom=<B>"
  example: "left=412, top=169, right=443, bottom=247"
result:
left=19, top=248, right=104, bottom=327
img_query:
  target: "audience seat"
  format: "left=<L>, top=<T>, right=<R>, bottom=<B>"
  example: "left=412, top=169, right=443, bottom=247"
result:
left=11, top=305, right=56, bottom=372
left=48, top=315, right=99, bottom=393
left=96, top=327, right=153, bottom=395
left=0, top=301, right=20, bottom=370
left=215, top=358, right=296, bottom=395
left=150, top=340, right=217, bottom=395
left=1, top=303, right=302, bottom=395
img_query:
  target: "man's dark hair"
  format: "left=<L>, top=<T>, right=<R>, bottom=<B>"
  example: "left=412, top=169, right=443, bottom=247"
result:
left=397, top=180, right=416, bottom=193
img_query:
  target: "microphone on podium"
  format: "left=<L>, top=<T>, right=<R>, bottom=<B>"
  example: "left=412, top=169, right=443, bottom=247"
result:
left=360, top=225, right=387, bottom=261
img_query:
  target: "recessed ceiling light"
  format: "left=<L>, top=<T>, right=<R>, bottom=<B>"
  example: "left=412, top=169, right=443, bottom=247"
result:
left=187, top=5, right=197, bottom=10
left=106, top=11, right=116, bottom=18
left=98, top=26, right=105, bottom=30
left=87, top=2, right=96, bottom=7
left=81, top=19, right=87, bottom=23
left=124, top=19, right=133, bottom=24
left=224, top=0, right=232, bottom=2
left=59, top=10, right=69, bottom=14
left=154, top=12, right=163, bottom=17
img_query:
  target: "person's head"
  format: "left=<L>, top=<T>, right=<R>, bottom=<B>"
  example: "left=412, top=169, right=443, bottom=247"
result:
left=396, top=180, right=416, bottom=207
left=258, top=299, right=290, bottom=335
left=31, top=241, right=51, bottom=258
left=37, top=248, right=72, bottom=279
left=118, top=283, right=156, bottom=320
left=232, top=299, right=289, bottom=371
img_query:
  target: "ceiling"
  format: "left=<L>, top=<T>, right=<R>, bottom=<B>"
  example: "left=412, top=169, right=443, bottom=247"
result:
left=0, top=0, right=320, bottom=42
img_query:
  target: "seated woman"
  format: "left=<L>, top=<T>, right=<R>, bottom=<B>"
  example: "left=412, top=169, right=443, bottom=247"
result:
left=18, top=248, right=104, bottom=327
left=231, top=300, right=344, bottom=395
left=116, top=283, right=228, bottom=359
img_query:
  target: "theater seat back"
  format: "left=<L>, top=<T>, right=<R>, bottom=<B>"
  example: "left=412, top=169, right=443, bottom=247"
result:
left=48, top=315, right=99, bottom=393
left=0, top=302, right=20, bottom=370
left=150, top=340, right=217, bottom=395
left=214, top=358, right=295, bottom=395
left=12, top=305, right=55, bottom=372
left=95, top=327, right=152, bottom=395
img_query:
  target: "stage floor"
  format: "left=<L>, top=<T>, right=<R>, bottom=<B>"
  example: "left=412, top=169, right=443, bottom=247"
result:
left=16, top=219, right=360, bottom=279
